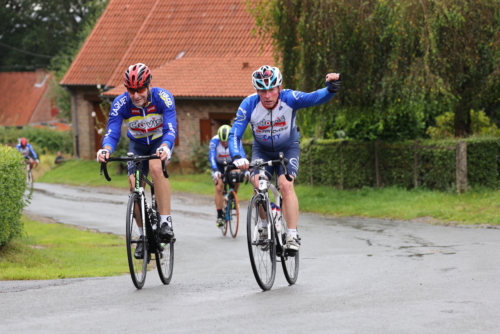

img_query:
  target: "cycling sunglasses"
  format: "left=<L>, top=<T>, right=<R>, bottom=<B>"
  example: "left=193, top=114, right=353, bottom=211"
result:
left=253, top=70, right=273, bottom=79
left=127, top=86, right=148, bottom=95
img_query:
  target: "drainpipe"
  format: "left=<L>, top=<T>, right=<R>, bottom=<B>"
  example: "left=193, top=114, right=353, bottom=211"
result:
left=71, top=90, right=80, bottom=159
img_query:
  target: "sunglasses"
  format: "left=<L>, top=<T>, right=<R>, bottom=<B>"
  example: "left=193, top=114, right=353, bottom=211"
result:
left=127, top=86, right=148, bottom=95
left=253, top=70, right=273, bottom=79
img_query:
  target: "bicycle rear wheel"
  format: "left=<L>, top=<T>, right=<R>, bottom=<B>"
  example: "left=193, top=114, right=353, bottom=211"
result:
left=228, top=190, right=239, bottom=238
left=126, top=193, right=148, bottom=289
left=280, top=233, right=299, bottom=285
left=247, top=195, right=276, bottom=291
left=156, top=239, right=174, bottom=284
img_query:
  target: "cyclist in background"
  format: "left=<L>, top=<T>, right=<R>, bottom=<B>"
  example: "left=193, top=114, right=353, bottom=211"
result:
left=96, top=63, right=177, bottom=258
left=209, top=124, right=247, bottom=228
left=228, top=65, right=341, bottom=251
left=16, top=137, right=39, bottom=169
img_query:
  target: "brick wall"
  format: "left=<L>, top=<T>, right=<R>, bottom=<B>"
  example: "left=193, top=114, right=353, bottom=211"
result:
left=71, top=88, right=242, bottom=166
left=175, top=99, right=240, bottom=165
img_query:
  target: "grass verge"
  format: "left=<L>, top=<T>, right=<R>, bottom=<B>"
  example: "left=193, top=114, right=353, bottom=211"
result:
left=37, top=158, right=500, bottom=226
left=0, top=216, right=127, bottom=280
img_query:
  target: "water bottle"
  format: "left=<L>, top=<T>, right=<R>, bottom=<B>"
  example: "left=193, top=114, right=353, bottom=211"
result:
left=270, top=202, right=282, bottom=231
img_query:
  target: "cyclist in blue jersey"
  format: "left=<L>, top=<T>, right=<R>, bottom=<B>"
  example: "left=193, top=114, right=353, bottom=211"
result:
left=228, top=65, right=341, bottom=251
left=16, top=137, right=39, bottom=170
left=96, top=63, right=177, bottom=258
left=209, top=124, right=247, bottom=227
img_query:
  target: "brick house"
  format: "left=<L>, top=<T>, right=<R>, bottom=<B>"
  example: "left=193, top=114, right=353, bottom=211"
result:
left=60, top=0, right=274, bottom=166
left=0, top=69, right=61, bottom=128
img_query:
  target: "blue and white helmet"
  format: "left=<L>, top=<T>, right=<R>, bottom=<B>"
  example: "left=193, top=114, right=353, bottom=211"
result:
left=252, top=65, right=283, bottom=90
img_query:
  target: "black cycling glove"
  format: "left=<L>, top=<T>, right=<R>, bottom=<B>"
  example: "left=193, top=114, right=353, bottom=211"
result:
left=325, top=75, right=341, bottom=93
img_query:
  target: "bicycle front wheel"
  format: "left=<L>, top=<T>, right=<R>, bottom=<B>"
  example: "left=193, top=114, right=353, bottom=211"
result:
left=247, top=195, right=276, bottom=291
left=26, top=169, right=34, bottom=195
left=156, top=239, right=174, bottom=284
left=228, top=190, right=239, bottom=238
left=126, top=193, right=148, bottom=289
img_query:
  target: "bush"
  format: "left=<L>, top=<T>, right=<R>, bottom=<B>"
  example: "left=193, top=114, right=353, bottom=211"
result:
left=0, top=126, right=73, bottom=155
left=0, top=145, right=26, bottom=246
left=297, top=137, right=500, bottom=191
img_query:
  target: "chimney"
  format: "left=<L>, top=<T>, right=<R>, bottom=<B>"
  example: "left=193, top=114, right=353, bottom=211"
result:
left=34, top=68, right=48, bottom=88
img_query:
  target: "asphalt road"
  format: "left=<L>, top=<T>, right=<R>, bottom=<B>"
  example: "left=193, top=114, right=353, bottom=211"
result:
left=1, top=183, right=499, bottom=333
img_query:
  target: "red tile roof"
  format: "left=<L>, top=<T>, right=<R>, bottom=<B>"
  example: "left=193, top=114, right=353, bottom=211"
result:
left=103, top=56, right=275, bottom=97
left=0, top=71, right=52, bottom=126
left=61, top=0, right=274, bottom=98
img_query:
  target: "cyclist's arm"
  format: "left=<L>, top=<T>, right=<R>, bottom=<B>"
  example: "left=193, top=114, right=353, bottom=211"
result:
left=28, top=144, right=38, bottom=160
left=286, top=87, right=336, bottom=110
left=238, top=140, right=247, bottom=160
left=229, top=104, right=251, bottom=159
left=208, top=137, right=219, bottom=170
left=158, top=88, right=177, bottom=150
left=102, top=96, right=125, bottom=154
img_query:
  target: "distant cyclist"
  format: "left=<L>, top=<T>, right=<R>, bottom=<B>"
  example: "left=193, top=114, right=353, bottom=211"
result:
left=96, top=63, right=177, bottom=259
left=209, top=124, right=247, bottom=228
left=228, top=65, right=341, bottom=251
left=16, top=137, right=39, bottom=170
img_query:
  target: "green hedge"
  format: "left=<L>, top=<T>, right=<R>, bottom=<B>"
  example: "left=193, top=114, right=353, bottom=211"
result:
left=0, top=145, right=26, bottom=246
left=0, top=126, right=73, bottom=155
left=297, top=137, right=500, bottom=191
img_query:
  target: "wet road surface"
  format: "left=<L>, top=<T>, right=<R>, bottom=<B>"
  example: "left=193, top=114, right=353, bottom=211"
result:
left=1, top=183, right=499, bottom=333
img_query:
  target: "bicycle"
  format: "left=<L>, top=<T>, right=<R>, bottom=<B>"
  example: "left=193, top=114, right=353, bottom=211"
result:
left=24, top=157, right=34, bottom=196
left=246, top=153, right=300, bottom=291
left=100, top=153, right=174, bottom=289
left=217, top=163, right=246, bottom=238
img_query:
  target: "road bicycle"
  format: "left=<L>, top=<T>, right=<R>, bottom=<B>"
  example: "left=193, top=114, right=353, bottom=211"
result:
left=246, top=153, right=299, bottom=291
left=217, top=162, right=246, bottom=238
left=24, top=157, right=34, bottom=196
left=100, top=153, right=174, bottom=289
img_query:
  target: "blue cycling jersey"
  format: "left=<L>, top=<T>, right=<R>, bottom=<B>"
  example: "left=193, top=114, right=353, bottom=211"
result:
left=16, top=143, right=38, bottom=160
left=102, top=87, right=177, bottom=153
left=229, top=87, right=336, bottom=158
left=208, top=135, right=246, bottom=171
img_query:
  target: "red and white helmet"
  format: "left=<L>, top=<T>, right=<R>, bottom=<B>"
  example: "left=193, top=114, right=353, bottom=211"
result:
left=252, top=65, right=283, bottom=90
left=123, top=63, right=152, bottom=89
left=20, top=137, right=27, bottom=147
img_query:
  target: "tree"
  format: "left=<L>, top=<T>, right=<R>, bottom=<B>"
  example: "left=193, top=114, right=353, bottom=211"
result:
left=249, top=0, right=500, bottom=141
left=0, top=0, right=108, bottom=71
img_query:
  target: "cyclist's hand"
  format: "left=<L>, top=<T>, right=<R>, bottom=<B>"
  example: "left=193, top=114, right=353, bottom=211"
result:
left=156, top=146, right=172, bottom=162
left=233, top=158, right=249, bottom=170
left=96, top=149, right=110, bottom=163
left=212, top=170, right=221, bottom=182
left=35, top=159, right=40, bottom=164
left=325, top=73, right=341, bottom=93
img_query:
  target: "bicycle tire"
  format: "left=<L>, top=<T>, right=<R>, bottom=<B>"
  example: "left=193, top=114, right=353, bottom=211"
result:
left=26, top=168, right=34, bottom=195
left=221, top=217, right=228, bottom=236
left=156, top=239, right=174, bottom=284
left=228, top=190, right=239, bottom=238
left=280, top=230, right=299, bottom=285
left=126, top=193, right=148, bottom=289
left=247, top=195, right=276, bottom=291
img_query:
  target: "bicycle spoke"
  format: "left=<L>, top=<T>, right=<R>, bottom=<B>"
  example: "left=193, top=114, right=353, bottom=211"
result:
left=247, top=196, right=276, bottom=291
left=126, top=193, right=147, bottom=289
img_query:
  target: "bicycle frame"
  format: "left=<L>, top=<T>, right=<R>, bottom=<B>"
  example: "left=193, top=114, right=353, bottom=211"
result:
left=254, top=168, right=285, bottom=248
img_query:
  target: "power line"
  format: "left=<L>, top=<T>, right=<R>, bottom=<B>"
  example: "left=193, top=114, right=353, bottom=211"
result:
left=0, top=41, right=53, bottom=58
left=0, top=41, right=71, bottom=59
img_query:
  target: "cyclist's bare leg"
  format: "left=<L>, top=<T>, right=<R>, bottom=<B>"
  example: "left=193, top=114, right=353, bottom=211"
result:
left=214, top=176, right=223, bottom=210
left=278, top=174, right=298, bottom=229
left=233, top=182, right=240, bottom=193
left=128, top=174, right=143, bottom=227
left=149, top=159, right=171, bottom=216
